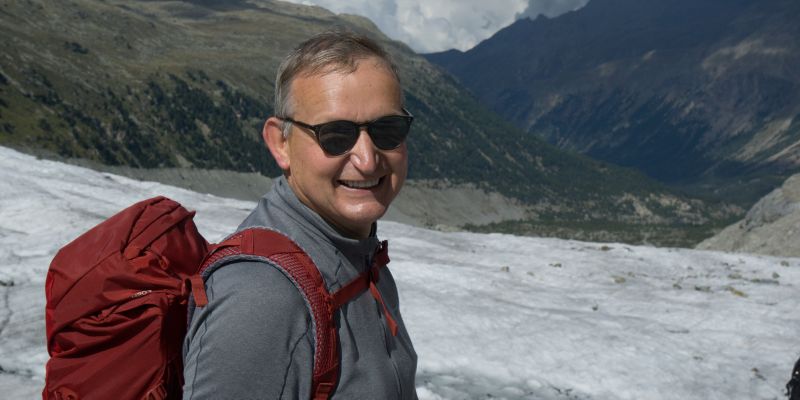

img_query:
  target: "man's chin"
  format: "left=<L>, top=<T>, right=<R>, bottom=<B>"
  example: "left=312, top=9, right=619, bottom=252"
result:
left=335, top=203, right=389, bottom=232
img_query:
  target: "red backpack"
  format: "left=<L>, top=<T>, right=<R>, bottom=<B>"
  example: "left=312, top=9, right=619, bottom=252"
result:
left=43, top=196, right=393, bottom=400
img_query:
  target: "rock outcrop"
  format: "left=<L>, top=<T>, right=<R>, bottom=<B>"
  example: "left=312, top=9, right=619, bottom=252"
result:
left=697, top=174, right=800, bottom=256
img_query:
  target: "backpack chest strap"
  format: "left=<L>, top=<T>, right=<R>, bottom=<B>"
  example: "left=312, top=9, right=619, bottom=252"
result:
left=330, top=240, right=398, bottom=336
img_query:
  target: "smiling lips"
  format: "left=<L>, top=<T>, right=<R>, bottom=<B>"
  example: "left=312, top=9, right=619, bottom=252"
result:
left=339, top=178, right=381, bottom=189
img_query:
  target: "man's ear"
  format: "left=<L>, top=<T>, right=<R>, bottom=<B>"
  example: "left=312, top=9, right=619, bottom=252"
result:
left=263, top=117, right=291, bottom=171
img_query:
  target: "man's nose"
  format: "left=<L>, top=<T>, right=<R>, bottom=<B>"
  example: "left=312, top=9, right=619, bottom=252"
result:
left=349, top=129, right=379, bottom=172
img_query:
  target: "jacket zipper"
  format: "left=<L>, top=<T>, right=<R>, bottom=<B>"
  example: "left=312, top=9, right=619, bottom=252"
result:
left=368, top=254, right=404, bottom=400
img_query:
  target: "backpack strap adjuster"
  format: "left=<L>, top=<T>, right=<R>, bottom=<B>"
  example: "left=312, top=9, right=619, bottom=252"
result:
left=187, top=275, right=208, bottom=307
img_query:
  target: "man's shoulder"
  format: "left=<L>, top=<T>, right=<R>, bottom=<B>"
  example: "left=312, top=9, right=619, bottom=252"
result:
left=183, top=258, right=316, bottom=399
left=204, top=259, right=308, bottom=311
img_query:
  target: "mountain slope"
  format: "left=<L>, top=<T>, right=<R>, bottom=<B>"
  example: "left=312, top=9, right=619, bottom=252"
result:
left=426, top=0, right=800, bottom=205
left=0, top=0, right=738, bottom=244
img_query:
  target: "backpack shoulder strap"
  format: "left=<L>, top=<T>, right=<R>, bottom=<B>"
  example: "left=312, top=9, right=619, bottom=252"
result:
left=193, top=227, right=339, bottom=400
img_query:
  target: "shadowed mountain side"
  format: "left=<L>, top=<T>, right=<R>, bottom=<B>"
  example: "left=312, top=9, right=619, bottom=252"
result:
left=426, top=0, right=800, bottom=205
left=698, top=173, right=800, bottom=257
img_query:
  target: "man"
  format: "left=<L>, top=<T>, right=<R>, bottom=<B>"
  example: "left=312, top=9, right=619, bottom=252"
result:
left=182, top=31, right=418, bottom=399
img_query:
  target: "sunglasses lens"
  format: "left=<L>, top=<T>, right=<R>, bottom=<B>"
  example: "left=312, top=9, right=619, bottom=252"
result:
left=312, top=115, right=412, bottom=155
left=317, top=121, right=359, bottom=156
left=369, top=116, right=411, bottom=150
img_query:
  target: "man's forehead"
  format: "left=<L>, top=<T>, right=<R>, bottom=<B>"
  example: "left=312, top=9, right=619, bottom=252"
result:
left=288, top=60, right=403, bottom=120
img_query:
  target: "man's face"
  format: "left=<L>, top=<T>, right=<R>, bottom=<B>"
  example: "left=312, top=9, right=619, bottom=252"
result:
left=280, top=57, right=408, bottom=238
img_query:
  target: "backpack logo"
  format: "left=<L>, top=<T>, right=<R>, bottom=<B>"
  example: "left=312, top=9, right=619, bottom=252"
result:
left=129, top=290, right=152, bottom=299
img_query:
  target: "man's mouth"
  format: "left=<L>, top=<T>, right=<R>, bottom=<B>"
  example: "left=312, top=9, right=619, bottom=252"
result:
left=339, top=178, right=382, bottom=189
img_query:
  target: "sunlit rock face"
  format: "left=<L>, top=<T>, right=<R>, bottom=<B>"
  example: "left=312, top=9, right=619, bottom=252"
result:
left=698, top=173, right=800, bottom=257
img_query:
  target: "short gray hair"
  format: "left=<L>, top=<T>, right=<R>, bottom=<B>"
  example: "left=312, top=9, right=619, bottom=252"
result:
left=274, top=30, right=402, bottom=137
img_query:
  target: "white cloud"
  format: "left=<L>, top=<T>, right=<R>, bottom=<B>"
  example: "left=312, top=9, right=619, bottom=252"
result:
left=517, top=0, right=590, bottom=19
left=284, top=0, right=590, bottom=53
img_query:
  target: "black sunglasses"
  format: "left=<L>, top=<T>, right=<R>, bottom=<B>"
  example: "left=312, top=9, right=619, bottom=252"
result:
left=279, top=109, right=413, bottom=156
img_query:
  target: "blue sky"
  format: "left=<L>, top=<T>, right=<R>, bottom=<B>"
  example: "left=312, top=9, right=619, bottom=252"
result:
left=282, top=0, right=590, bottom=53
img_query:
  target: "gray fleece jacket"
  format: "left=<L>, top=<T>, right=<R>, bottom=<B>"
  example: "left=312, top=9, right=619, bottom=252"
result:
left=182, top=176, right=418, bottom=399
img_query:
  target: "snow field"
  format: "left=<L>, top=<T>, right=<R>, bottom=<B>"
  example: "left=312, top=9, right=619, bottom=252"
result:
left=1, top=146, right=798, bottom=399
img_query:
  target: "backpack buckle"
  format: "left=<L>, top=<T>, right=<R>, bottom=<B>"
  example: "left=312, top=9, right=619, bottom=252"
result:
left=313, top=382, right=335, bottom=400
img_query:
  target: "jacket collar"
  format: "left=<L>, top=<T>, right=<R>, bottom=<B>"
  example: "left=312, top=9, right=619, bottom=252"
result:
left=271, top=176, right=380, bottom=268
